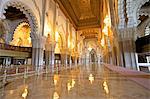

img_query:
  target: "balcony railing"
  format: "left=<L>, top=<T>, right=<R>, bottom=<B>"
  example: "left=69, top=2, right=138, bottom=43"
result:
left=0, top=64, right=77, bottom=88
left=0, top=43, right=32, bottom=53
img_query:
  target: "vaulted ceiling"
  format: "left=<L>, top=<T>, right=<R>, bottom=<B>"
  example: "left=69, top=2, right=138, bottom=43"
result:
left=56, top=0, right=102, bottom=30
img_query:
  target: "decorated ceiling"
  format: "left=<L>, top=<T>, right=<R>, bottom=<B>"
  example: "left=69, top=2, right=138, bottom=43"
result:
left=56, top=0, right=101, bottom=29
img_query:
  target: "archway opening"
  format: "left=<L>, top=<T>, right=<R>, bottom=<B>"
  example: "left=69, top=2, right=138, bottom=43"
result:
left=10, top=22, right=31, bottom=47
left=89, top=49, right=97, bottom=63
left=0, top=5, right=36, bottom=66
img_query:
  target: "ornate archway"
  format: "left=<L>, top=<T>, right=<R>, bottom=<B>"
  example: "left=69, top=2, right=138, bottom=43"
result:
left=89, top=49, right=97, bottom=63
left=1, top=0, right=38, bottom=40
left=136, top=0, right=150, bottom=25
left=10, top=22, right=32, bottom=47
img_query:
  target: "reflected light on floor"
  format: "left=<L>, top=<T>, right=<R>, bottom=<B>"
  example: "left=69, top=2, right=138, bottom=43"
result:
left=54, top=74, right=59, bottom=86
left=89, top=74, right=94, bottom=84
left=22, top=87, right=28, bottom=98
left=103, top=81, right=109, bottom=94
left=67, top=79, right=76, bottom=91
left=71, top=79, right=75, bottom=88
left=67, top=82, right=72, bottom=91
left=53, top=92, right=59, bottom=99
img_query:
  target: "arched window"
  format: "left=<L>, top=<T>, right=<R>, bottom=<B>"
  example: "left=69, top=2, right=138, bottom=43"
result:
left=145, top=26, right=150, bottom=36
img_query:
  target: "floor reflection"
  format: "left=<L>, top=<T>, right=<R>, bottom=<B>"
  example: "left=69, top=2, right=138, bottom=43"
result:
left=89, top=74, right=94, bottom=84
left=21, top=86, right=28, bottom=99
left=0, top=64, right=150, bottom=99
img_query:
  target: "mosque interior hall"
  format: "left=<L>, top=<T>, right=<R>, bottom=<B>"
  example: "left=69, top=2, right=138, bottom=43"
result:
left=0, top=0, right=150, bottom=99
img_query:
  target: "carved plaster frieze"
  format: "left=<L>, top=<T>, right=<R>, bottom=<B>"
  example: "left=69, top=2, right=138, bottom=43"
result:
left=135, top=0, right=149, bottom=26
left=118, top=0, right=150, bottom=28
left=118, top=0, right=126, bottom=29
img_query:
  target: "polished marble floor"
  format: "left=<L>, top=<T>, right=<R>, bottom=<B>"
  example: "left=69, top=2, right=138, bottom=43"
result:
left=0, top=64, right=150, bottom=99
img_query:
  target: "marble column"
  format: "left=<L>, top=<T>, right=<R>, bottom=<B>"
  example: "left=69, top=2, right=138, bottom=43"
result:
left=60, top=48, right=68, bottom=67
left=64, top=52, right=69, bottom=66
left=119, top=28, right=137, bottom=70
left=74, top=56, right=77, bottom=66
left=69, top=55, right=72, bottom=67
left=97, top=55, right=101, bottom=64
left=32, top=37, right=45, bottom=71
left=78, top=56, right=82, bottom=65
left=45, top=42, right=55, bottom=67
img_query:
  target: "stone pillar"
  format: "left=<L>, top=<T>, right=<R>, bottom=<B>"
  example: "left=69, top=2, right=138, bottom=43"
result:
left=81, top=55, right=84, bottom=65
left=64, top=49, right=69, bottom=66
left=45, top=42, right=55, bottom=67
left=78, top=57, right=81, bottom=65
left=74, top=52, right=78, bottom=66
left=97, top=55, right=101, bottom=64
left=119, top=28, right=137, bottom=70
left=60, top=48, right=68, bottom=66
left=69, top=55, right=72, bottom=67
left=45, top=49, right=51, bottom=66
left=32, top=37, right=45, bottom=71
left=74, top=56, right=77, bottom=66
left=64, top=54, right=68, bottom=66
left=46, top=2, right=59, bottom=68
left=51, top=44, right=55, bottom=66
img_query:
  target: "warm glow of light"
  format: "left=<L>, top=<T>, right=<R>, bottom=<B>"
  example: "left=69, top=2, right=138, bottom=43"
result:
left=67, top=82, right=72, bottom=91
left=55, top=31, right=59, bottom=42
left=101, top=37, right=105, bottom=47
left=103, top=81, right=109, bottom=94
left=9, top=90, right=14, bottom=94
left=28, top=37, right=31, bottom=44
left=89, top=74, right=94, bottom=84
left=68, top=40, right=75, bottom=49
left=10, top=23, right=31, bottom=47
left=104, top=15, right=111, bottom=27
left=44, top=20, right=51, bottom=37
left=71, top=79, right=75, bottom=88
left=71, top=41, right=75, bottom=49
left=68, top=40, right=71, bottom=48
left=53, top=92, right=59, bottom=99
left=67, top=79, right=76, bottom=91
left=102, top=26, right=108, bottom=36
left=55, top=31, right=61, bottom=53
left=22, top=87, right=28, bottom=98
left=102, top=15, right=111, bottom=36
left=88, top=47, right=92, bottom=51
left=54, top=74, right=59, bottom=86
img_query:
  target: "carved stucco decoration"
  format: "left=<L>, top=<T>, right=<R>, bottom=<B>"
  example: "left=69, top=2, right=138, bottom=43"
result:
left=78, top=28, right=100, bottom=39
left=118, top=0, right=126, bottom=29
left=0, top=0, right=38, bottom=39
left=118, top=0, right=150, bottom=28
left=134, top=0, right=149, bottom=26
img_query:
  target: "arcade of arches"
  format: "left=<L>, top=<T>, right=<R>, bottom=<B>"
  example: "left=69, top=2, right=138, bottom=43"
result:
left=0, top=0, right=150, bottom=98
